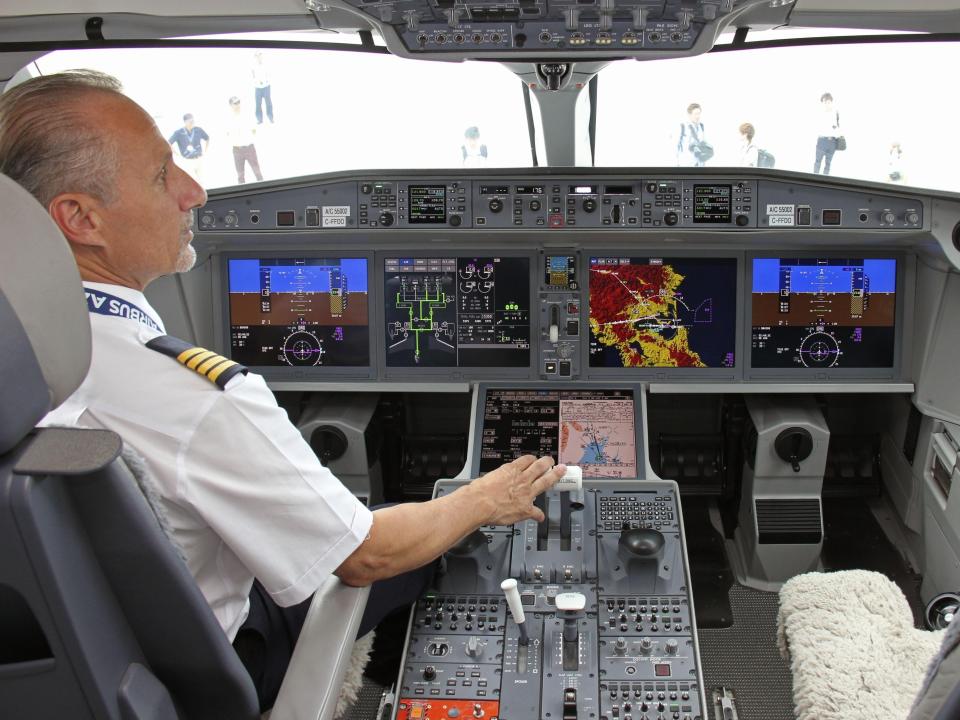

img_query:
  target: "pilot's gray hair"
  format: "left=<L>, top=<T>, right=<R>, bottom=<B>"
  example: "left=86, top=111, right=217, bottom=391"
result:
left=0, top=69, right=123, bottom=208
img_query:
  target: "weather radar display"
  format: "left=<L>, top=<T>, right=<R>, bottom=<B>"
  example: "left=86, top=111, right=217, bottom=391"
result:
left=588, top=257, right=737, bottom=368
left=227, top=257, right=369, bottom=367
left=751, top=257, right=897, bottom=369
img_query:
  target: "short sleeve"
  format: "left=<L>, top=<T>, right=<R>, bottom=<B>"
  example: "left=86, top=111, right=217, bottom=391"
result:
left=180, top=373, right=373, bottom=607
left=200, top=128, right=210, bottom=141
left=167, top=130, right=178, bottom=144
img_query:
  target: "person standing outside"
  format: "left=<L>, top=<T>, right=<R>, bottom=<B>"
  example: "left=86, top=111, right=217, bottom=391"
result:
left=813, top=92, right=841, bottom=175
left=168, top=113, right=209, bottom=182
left=677, top=103, right=710, bottom=167
left=461, top=126, right=488, bottom=167
left=739, top=122, right=759, bottom=167
left=252, top=51, right=274, bottom=125
left=225, top=96, right=263, bottom=184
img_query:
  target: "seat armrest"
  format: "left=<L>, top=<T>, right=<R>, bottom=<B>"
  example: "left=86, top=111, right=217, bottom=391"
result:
left=270, top=577, right=370, bottom=720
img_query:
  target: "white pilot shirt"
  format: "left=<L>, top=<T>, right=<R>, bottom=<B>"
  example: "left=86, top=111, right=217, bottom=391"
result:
left=43, top=282, right=373, bottom=641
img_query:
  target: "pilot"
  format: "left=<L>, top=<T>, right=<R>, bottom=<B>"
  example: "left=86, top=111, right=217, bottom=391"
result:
left=0, top=70, right=565, bottom=712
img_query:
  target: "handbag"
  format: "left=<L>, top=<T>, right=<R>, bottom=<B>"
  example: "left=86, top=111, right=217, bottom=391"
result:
left=693, top=140, right=714, bottom=163
left=836, top=136, right=847, bottom=151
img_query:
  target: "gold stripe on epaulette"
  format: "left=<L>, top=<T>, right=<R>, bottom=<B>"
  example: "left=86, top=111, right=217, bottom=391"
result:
left=185, top=350, right=217, bottom=370
left=196, top=354, right=227, bottom=375
left=207, top=360, right=238, bottom=383
left=176, top=347, right=208, bottom=365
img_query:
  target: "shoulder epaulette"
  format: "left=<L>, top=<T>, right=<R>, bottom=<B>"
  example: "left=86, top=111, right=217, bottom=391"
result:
left=145, top=335, right=247, bottom=390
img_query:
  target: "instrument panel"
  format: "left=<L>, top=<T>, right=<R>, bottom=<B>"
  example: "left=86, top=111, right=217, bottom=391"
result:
left=201, top=171, right=920, bottom=386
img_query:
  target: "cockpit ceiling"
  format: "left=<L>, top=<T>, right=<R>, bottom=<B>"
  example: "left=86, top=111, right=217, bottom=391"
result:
left=1, top=0, right=960, bottom=23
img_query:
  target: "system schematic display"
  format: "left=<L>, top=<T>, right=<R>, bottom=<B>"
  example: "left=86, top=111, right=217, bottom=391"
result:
left=751, top=257, right=897, bottom=368
left=588, top=257, right=737, bottom=368
left=227, top=258, right=369, bottom=367
left=693, top=184, right=732, bottom=223
left=384, top=257, right=530, bottom=367
left=408, top=185, right=446, bottom=224
left=479, top=389, right=637, bottom=478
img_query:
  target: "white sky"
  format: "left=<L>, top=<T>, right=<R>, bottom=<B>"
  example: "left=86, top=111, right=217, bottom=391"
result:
left=33, top=41, right=960, bottom=193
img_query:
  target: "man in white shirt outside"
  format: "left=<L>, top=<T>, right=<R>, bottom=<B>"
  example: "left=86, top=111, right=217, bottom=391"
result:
left=814, top=92, right=842, bottom=175
left=225, top=95, right=263, bottom=184
left=0, top=70, right=565, bottom=712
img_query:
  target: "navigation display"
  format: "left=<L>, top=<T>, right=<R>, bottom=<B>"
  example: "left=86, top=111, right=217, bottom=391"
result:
left=479, top=389, right=637, bottom=478
left=693, top=185, right=732, bottom=223
left=588, top=257, right=737, bottom=368
left=384, top=256, right=530, bottom=367
left=227, top=257, right=369, bottom=367
left=751, top=257, right=897, bottom=369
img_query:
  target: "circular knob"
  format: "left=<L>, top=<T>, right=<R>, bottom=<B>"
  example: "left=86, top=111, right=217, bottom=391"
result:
left=906, top=211, right=920, bottom=224
left=582, top=198, right=597, bottom=213
left=449, top=214, right=462, bottom=227
left=529, top=199, right=542, bottom=211
left=224, top=213, right=238, bottom=226
left=308, top=426, right=348, bottom=463
left=200, top=214, right=215, bottom=227
left=639, top=637, right=653, bottom=655
left=423, top=665, right=436, bottom=680
left=774, top=427, right=814, bottom=473
left=735, top=214, right=749, bottom=227
left=557, top=342, right=573, bottom=359
left=614, top=637, right=628, bottom=655
left=665, top=639, right=679, bottom=655
left=881, top=211, right=897, bottom=224
left=472, top=703, right=484, bottom=718
left=488, top=198, right=504, bottom=213
left=379, top=211, right=395, bottom=227
left=664, top=211, right=679, bottom=226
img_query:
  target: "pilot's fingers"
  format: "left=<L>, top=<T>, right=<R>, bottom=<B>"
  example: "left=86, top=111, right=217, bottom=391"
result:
left=531, top=464, right=566, bottom=496
left=519, top=455, right=555, bottom=483
left=509, top=455, right=538, bottom=472
left=528, top=506, right=546, bottom=523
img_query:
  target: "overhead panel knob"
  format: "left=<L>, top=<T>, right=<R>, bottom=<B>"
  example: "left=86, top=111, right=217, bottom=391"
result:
left=665, top=639, right=679, bottom=655
left=881, top=211, right=897, bottom=225
left=614, top=637, right=628, bottom=655
left=465, top=636, right=484, bottom=658
left=639, top=637, right=653, bottom=655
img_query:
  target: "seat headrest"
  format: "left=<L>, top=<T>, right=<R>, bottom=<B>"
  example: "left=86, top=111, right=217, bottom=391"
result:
left=0, top=173, right=91, bottom=409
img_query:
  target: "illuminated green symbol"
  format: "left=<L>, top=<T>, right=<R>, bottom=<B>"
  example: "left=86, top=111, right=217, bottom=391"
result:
left=505, top=302, right=519, bottom=311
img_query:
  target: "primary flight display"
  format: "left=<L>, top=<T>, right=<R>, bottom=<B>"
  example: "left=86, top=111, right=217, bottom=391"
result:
left=751, top=257, right=897, bottom=369
left=588, top=256, right=738, bottom=368
left=227, top=257, right=369, bottom=367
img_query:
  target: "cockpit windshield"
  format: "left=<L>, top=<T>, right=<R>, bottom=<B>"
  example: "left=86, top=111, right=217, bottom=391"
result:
left=28, top=32, right=960, bottom=194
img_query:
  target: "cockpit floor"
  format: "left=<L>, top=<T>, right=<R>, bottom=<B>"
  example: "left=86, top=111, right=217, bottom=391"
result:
left=698, top=583, right=795, bottom=720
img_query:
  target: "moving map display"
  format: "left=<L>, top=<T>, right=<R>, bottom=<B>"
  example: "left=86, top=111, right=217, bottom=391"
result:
left=384, top=257, right=530, bottom=367
left=227, top=257, right=369, bottom=367
left=588, top=257, right=737, bottom=368
left=479, top=389, right=637, bottom=478
left=751, top=257, right=897, bottom=368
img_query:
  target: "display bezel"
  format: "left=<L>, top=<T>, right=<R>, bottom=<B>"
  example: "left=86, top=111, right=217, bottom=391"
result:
left=379, top=250, right=538, bottom=380
left=216, top=250, right=376, bottom=380
left=744, top=251, right=908, bottom=380
left=470, top=383, right=647, bottom=480
left=583, top=250, right=743, bottom=380
left=407, top=184, right=448, bottom=225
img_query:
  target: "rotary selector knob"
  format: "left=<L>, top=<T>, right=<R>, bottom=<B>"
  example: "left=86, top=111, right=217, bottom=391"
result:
left=224, top=213, right=239, bottom=226
left=665, top=639, right=679, bottom=655
left=881, top=211, right=897, bottom=225
left=906, top=211, right=920, bottom=224
left=449, top=214, right=462, bottom=227
left=200, top=214, right=215, bottom=227
left=488, top=198, right=504, bottom=213
left=639, top=637, right=653, bottom=655
left=423, top=665, right=436, bottom=680
left=614, top=637, right=628, bottom=656
left=465, top=636, right=484, bottom=659
left=664, top=211, right=679, bottom=226
left=582, top=198, right=597, bottom=213
left=379, top=211, right=395, bottom=227
left=736, top=214, right=750, bottom=227
left=529, top=199, right=542, bottom=211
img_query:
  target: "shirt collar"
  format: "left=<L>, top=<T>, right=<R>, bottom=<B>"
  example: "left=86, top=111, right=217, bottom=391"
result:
left=83, top=281, right=166, bottom=334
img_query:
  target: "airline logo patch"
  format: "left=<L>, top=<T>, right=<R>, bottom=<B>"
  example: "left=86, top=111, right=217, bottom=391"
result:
left=85, top=289, right=162, bottom=332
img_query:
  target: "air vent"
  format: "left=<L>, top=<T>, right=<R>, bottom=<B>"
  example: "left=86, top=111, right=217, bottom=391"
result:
left=755, top=499, right=822, bottom=544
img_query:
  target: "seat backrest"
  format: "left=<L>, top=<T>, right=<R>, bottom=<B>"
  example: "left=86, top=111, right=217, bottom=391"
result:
left=0, top=173, right=259, bottom=719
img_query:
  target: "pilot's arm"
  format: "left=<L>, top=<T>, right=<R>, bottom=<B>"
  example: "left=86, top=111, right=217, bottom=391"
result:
left=335, top=455, right=564, bottom=587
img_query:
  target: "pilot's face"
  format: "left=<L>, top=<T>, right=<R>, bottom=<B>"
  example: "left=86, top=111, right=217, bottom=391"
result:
left=94, top=96, right=206, bottom=288
left=689, top=108, right=701, bottom=123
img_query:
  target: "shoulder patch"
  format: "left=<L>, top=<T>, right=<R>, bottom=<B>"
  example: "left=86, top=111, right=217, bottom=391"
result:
left=145, top=335, right=247, bottom=390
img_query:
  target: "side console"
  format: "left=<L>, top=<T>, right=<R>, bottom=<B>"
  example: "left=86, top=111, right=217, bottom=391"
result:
left=394, top=477, right=704, bottom=720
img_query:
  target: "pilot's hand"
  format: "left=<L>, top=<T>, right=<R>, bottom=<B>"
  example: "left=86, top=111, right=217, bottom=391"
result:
left=468, top=455, right=566, bottom=526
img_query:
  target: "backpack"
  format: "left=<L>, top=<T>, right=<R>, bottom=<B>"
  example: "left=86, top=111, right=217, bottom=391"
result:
left=757, top=148, right=776, bottom=168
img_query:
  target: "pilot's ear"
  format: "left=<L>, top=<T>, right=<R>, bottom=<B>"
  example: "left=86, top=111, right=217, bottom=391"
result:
left=48, top=193, right=107, bottom=248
